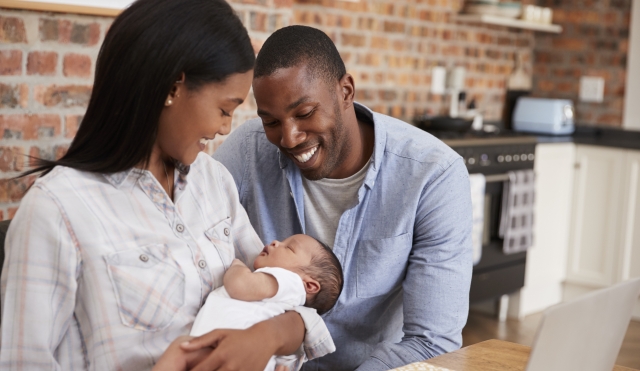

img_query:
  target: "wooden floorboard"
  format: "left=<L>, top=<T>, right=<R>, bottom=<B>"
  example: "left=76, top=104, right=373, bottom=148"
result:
left=462, top=311, right=640, bottom=369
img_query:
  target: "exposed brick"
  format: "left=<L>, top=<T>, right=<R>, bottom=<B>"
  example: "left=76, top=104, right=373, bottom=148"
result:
left=0, top=114, right=62, bottom=140
left=39, top=18, right=58, bottom=41
left=65, top=115, right=83, bottom=138
left=63, top=53, right=92, bottom=78
left=250, top=11, right=267, bottom=32
left=0, top=16, right=27, bottom=43
left=273, top=0, right=293, bottom=7
left=0, top=50, right=22, bottom=75
left=341, top=33, right=366, bottom=47
left=0, top=147, right=25, bottom=172
left=70, top=23, right=101, bottom=46
left=27, top=51, right=58, bottom=76
left=0, top=175, right=37, bottom=203
left=8, top=207, right=18, bottom=220
left=0, top=84, right=28, bottom=109
left=34, top=85, right=92, bottom=108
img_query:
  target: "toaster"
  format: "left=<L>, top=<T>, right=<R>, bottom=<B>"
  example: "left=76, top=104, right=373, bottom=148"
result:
left=513, top=97, right=575, bottom=135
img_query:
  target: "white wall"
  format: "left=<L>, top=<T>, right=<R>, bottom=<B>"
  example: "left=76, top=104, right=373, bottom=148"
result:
left=623, top=0, right=640, bottom=130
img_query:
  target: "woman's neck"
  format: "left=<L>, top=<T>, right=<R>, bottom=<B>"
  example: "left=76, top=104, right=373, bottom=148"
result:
left=143, top=147, right=174, bottom=200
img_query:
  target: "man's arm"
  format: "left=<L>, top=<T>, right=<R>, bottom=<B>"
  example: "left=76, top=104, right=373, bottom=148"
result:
left=357, top=159, right=474, bottom=370
left=223, top=259, right=278, bottom=301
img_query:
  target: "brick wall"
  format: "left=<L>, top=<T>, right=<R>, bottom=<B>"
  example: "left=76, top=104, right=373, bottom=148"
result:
left=1, top=0, right=541, bottom=219
left=532, top=0, right=631, bottom=127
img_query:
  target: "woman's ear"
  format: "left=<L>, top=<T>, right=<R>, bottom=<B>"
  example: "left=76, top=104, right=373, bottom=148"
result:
left=302, top=276, right=321, bottom=295
left=166, top=73, right=186, bottom=105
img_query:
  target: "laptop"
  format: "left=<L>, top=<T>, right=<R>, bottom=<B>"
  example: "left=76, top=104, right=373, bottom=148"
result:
left=526, top=277, right=640, bottom=371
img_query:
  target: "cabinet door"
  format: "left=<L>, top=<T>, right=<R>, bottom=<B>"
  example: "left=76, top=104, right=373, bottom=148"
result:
left=619, top=150, right=640, bottom=282
left=567, top=145, right=625, bottom=286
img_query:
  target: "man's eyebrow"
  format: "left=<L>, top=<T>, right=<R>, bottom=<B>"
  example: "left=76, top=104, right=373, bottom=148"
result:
left=286, top=96, right=311, bottom=111
left=256, top=96, right=311, bottom=117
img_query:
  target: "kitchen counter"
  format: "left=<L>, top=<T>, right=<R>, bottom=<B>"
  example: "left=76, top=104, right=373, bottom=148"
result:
left=536, top=125, right=640, bottom=150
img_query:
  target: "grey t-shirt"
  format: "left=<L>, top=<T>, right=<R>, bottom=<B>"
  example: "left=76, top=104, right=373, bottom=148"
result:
left=301, top=159, right=371, bottom=248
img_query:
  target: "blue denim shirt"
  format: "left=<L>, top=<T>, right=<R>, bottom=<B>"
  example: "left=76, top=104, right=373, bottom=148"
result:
left=213, top=103, right=473, bottom=371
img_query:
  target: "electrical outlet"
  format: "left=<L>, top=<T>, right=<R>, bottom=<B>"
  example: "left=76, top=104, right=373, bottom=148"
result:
left=579, top=76, right=605, bottom=103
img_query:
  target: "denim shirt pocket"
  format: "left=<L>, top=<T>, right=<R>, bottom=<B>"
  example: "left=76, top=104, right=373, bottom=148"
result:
left=356, top=233, right=412, bottom=298
left=104, top=244, right=185, bottom=331
left=204, top=218, right=234, bottom=270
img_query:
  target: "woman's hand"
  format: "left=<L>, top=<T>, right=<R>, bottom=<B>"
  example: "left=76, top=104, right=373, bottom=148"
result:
left=153, top=336, right=213, bottom=371
left=181, top=311, right=304, bottom=371
left=180, top=327, right=276, bottom=371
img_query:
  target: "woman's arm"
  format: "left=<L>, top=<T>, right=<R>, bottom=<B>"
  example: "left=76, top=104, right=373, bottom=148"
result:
left=0, top=186, right=80, bottom=368
left=223, top=259, right=278, bottom=301
left=181, top=311, right=305, bottom=371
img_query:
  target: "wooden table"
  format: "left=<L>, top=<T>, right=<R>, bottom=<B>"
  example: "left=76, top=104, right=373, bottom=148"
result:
left=391, top=339, right=639, bottom=371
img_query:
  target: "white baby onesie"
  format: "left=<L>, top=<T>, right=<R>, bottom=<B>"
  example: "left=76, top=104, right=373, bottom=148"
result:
left=190, top=267, right=307, bottom=371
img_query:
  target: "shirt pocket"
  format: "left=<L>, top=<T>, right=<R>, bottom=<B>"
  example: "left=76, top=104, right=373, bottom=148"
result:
left=104, top=244, right=185, bottom=331
left=204, top=218, right=234, bottom=269
left=356, top=233, right=412, bottom=298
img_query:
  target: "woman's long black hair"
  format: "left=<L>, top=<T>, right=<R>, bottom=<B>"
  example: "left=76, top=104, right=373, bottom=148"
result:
left=23, top=0, right=254, bottom=177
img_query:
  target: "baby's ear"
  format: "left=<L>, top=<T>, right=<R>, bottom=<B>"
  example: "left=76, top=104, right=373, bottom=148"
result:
left=302, top=276, right=321, bottom=295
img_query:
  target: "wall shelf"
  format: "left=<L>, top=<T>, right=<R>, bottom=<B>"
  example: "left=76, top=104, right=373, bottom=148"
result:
left=456, top=14, right=563, bottom=33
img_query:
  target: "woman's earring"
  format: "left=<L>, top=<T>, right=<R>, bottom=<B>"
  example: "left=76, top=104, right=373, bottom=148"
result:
left=166, top=98, right=173, bottom=106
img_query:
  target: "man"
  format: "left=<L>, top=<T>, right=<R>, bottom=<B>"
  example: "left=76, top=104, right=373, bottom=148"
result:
left=214, top=25, right=472, bottom=371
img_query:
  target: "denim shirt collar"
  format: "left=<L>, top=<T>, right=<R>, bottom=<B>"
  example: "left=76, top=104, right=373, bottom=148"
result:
left=276, top=102, right=386, bottom=190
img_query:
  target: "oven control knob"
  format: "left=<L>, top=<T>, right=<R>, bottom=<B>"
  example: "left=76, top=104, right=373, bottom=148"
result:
left=513, top=154, right=520, bottom=161
left=468, top=157, right=476, bottom=165
left=528, top=153, right=535, bottom=161
left=505, top=155, right=512, bottom=162
left=497, top=155, right=504, bottom=163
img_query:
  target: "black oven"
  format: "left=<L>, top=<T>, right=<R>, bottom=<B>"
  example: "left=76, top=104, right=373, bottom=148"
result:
left=440, top=135, right=537, bottom=303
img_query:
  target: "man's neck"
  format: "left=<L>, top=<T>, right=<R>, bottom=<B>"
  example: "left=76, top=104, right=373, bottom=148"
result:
left=327, top=106, right=374, bottom=179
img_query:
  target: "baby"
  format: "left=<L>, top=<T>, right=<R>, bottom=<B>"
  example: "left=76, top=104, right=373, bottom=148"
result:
left=156, top=234, right=343, bottom=371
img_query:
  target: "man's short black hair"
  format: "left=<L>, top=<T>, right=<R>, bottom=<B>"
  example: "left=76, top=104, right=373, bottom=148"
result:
left=301, top=237, right=344, bottom=315
left=254, top=25, right=347, bottom=86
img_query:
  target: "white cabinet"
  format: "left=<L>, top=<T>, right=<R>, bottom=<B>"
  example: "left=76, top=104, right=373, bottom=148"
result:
left=620, top=152, right=640, bottom=282
left=509, top=143, right=576, bottom=319
left=566, top=145, right=625, bottom=287
left=565, top=145, right=640, bottom=319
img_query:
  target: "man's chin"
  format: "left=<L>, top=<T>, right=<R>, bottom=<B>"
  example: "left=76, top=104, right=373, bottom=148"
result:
left=300, top=167, right=328, bottom=181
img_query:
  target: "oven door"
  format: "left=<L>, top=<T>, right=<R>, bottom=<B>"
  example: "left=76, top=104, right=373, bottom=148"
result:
left=469, top=175, right=527, bottom=304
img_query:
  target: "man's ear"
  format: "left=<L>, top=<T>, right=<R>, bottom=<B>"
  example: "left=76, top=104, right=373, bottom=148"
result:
left=338, top=73, right=355, bottom=110
left=302, top=276, right=321, bottom=295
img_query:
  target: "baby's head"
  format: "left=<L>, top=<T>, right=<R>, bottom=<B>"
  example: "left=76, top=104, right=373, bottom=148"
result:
left=253, top=234, right=344, bottom=315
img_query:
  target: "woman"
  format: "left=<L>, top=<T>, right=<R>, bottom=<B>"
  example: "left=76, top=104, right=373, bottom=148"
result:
left=0, top=0, right=330, bottom=369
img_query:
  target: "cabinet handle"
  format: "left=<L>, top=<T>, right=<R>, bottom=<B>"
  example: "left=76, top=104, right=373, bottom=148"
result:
left=574, top=163, right=581, bottom=169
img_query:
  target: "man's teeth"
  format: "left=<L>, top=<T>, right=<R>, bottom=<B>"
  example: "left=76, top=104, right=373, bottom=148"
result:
left=199, top=138, right=209, bottom=146
left=293, top=147, right=318, bottom=163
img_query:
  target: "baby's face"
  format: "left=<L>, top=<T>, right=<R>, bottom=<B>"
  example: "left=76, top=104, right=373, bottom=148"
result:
left=253, top=234, right=320, bottom=271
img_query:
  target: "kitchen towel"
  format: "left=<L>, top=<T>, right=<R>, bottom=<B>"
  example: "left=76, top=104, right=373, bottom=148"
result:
left=469, top=173, right=486, bottom=265
left=499, top=170, right=535, bottom=255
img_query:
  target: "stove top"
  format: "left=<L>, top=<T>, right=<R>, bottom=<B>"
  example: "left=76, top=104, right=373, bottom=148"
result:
left=424, top=129, right=538, bottom=148
left=420, top=128, right=538, bottom=174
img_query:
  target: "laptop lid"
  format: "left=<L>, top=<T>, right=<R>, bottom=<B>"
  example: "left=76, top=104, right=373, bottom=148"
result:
left=526, top=277, right=640, bottom=371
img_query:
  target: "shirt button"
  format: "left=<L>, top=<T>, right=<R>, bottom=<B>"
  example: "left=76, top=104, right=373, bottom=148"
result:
left=139, top=254, right=149, bottom=262
left=198, top=260, right=207, bottom=269
left=224, top=228, right=230, bottom=236
left=176, top=224, right=184, bottom=233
